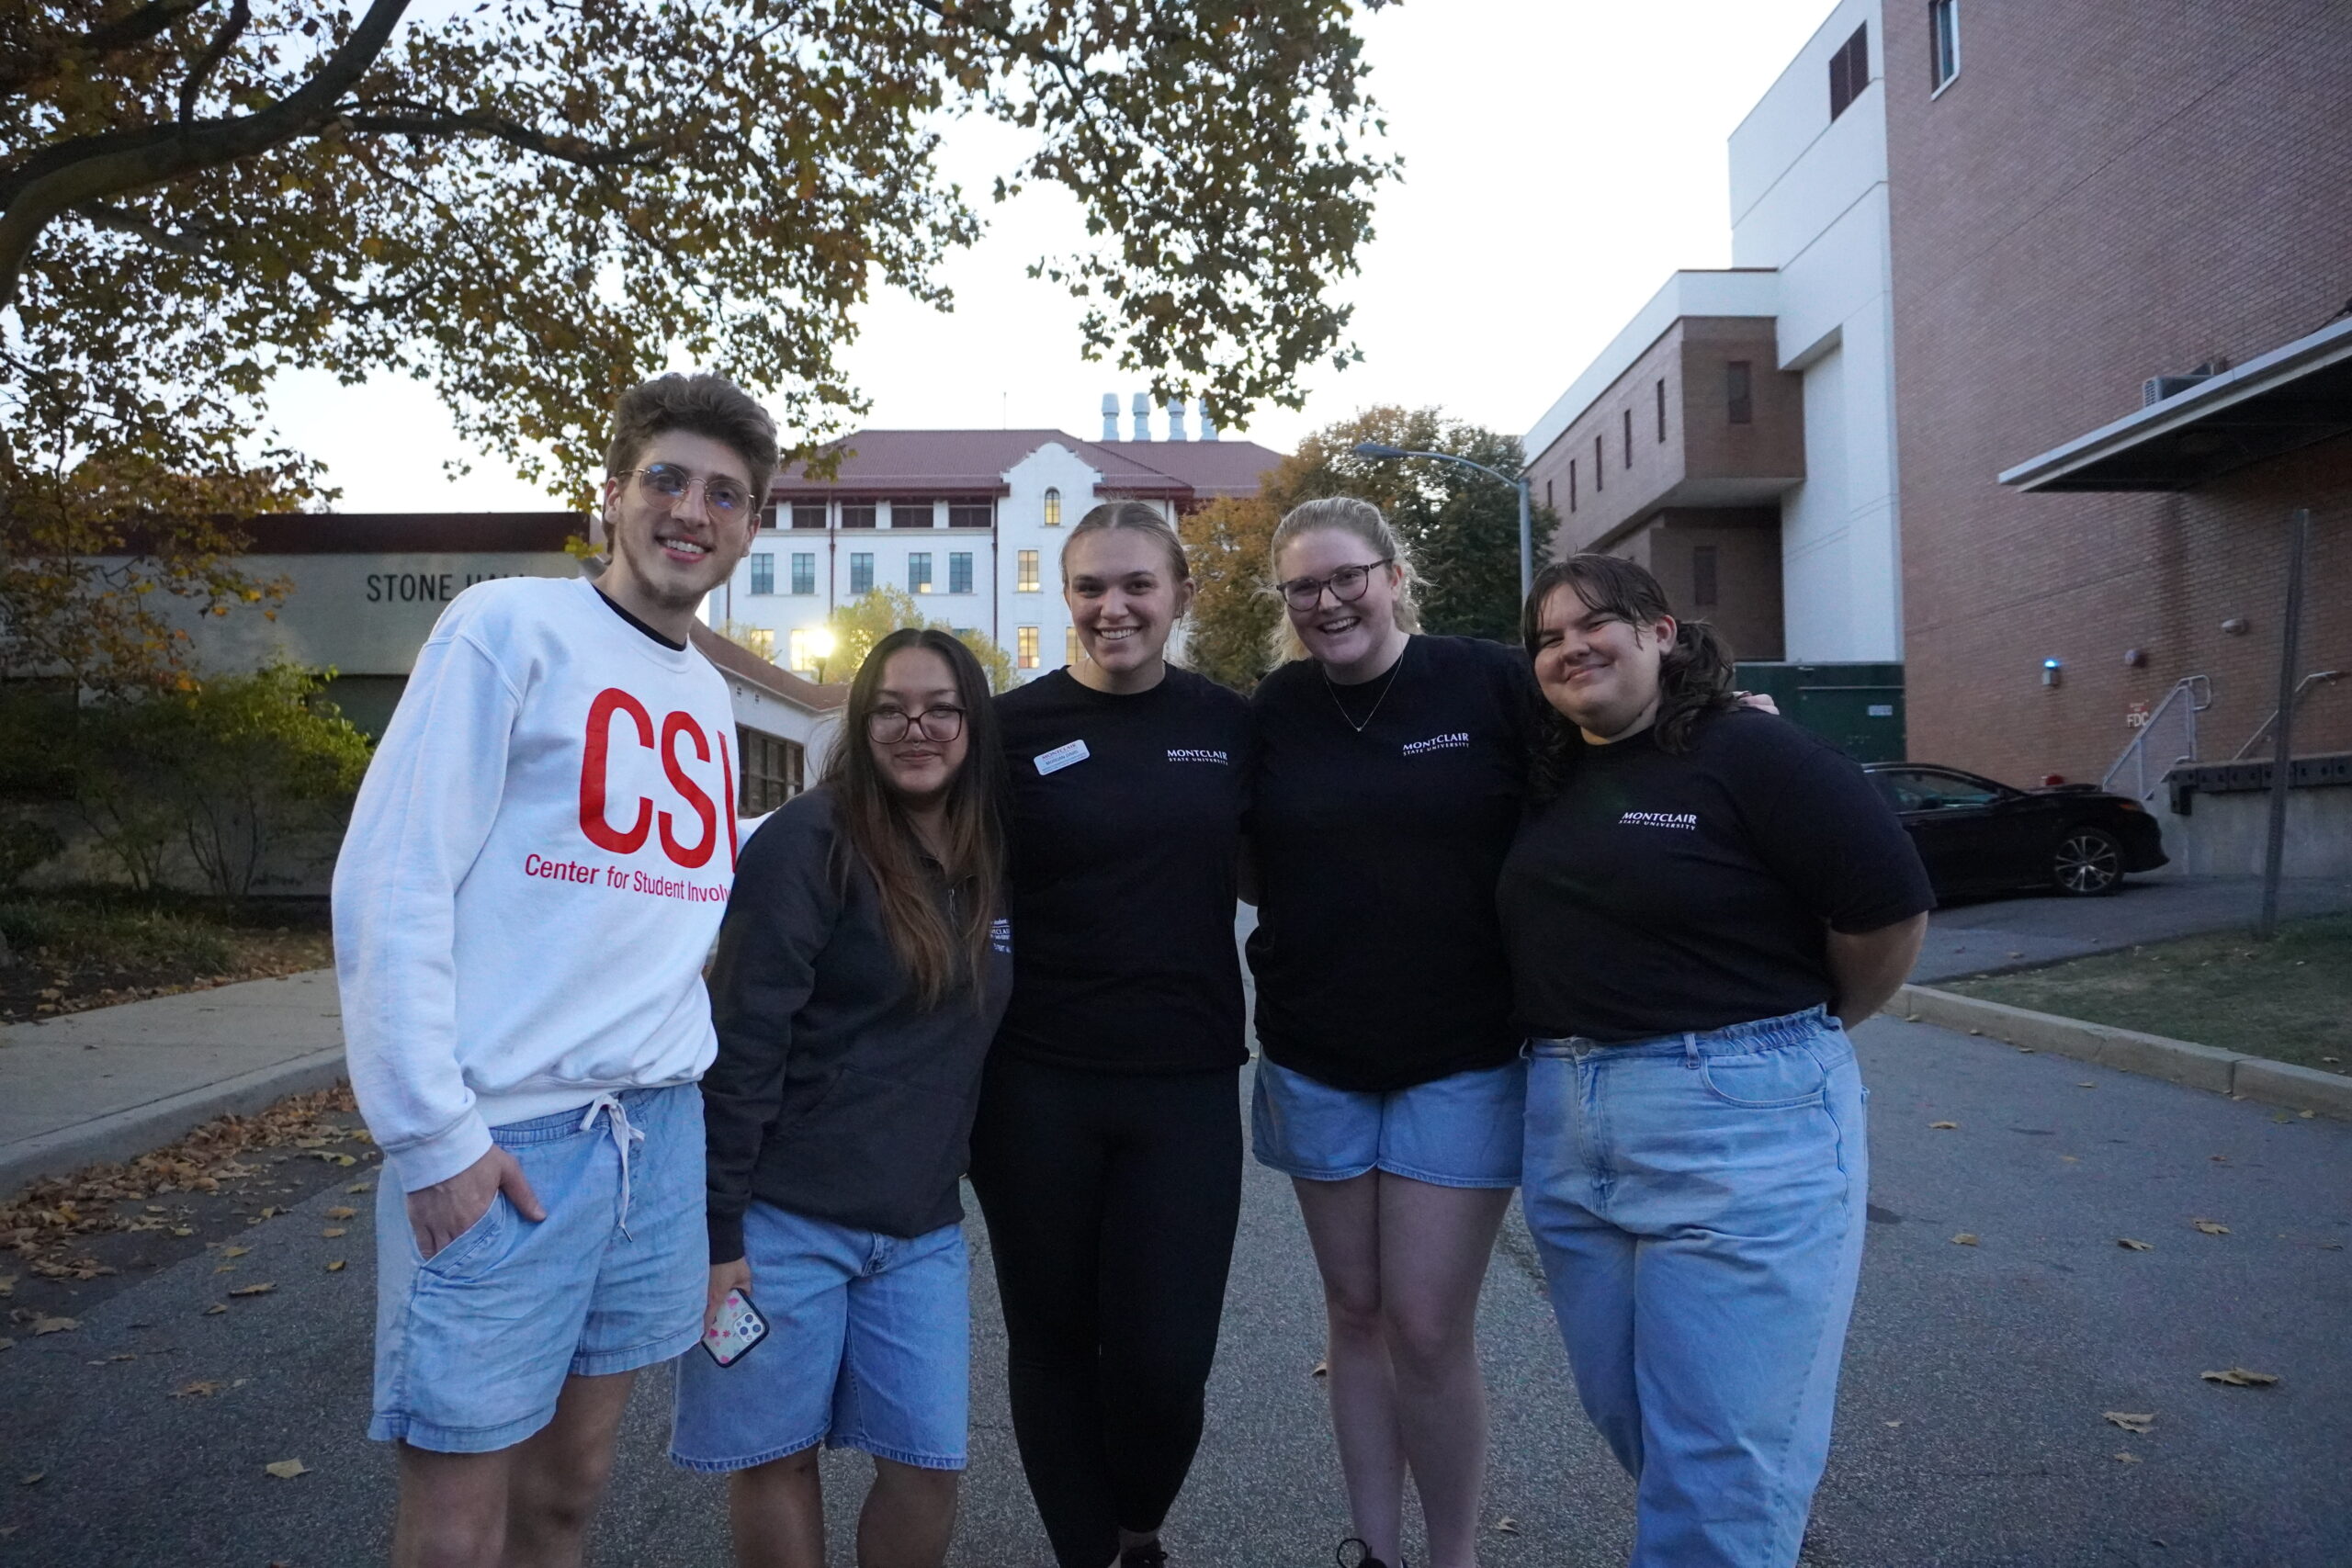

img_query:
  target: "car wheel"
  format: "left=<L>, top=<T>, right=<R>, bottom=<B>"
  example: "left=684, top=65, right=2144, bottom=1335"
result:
left=2052, top=827, right=2125, bottom=896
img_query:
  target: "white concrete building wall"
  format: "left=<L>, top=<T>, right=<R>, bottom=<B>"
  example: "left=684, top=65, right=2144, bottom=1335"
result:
left=1726, top=0, right=1902, bottom=661
left=120, top=549, right=581, bottom=677
left=713, top=439, right=1145, bottom=685
left=999, top=444, right=1101, bottom=681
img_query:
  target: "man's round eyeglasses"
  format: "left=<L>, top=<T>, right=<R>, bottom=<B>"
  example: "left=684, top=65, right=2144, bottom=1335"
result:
left=617, top=463, right=752, bottom=516
left=1278, top=558, right=1395, bottom=612
left=867, top=706, right=966, bottom=743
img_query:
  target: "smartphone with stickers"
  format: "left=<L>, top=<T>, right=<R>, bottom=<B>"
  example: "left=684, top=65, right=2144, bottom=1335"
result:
left=701, top=1287, right=770, bottom=1367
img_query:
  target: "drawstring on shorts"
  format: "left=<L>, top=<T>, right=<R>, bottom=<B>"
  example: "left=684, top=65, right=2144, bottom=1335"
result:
left=579, top=1093, right=647, bottom=1236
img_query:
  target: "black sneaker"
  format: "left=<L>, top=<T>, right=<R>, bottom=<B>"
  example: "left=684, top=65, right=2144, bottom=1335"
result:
left=1120, top=1541, right=1169, bottom=1568
left=1335, top=1540, right=1401, bottom=1568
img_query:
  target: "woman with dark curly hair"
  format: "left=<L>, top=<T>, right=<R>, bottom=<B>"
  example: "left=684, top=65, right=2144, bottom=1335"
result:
left=1499, top=554, right=1932, bottom=1568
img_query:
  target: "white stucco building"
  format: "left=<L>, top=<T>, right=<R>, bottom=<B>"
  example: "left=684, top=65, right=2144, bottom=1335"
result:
left=1522, top=0, right=1901, bottom=669
left=707, top=400, right=1283, bottom=683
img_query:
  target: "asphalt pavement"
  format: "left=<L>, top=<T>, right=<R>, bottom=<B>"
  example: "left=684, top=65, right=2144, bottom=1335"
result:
left=6, top=1018, right=2348, bottom=1568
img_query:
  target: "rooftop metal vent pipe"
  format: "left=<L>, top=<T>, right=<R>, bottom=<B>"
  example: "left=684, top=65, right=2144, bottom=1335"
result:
left=1101, top=394, right=1119, bottom=442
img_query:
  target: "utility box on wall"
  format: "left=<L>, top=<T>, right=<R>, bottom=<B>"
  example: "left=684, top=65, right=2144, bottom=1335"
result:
left=1735, top=661, right=1905, bottom=761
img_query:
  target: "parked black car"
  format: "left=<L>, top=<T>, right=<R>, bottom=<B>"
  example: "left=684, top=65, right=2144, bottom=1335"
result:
left=1861, top=764, right=2168, bottom=898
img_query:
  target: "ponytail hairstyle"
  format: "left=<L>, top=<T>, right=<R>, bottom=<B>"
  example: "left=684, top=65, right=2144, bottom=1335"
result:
left=1264, top=496, right=1425, bottom=665
left=1060, top=500, right=1192, bottom=584
left=821, top=627, right=1009, bottom=1009
left=1521, top=553, right=1739, bottom=798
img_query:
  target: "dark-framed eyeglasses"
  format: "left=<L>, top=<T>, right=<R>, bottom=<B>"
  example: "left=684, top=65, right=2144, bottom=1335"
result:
left=1277, top=558, right=1395, bottom=612
left=617, top=463, right=753, bottom=516
left=867, top=705, right=966, bottom=743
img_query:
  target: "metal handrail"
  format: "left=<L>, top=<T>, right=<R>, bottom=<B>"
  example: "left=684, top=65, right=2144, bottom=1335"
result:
left=2232, top=670, right=2346, bottom=760
left=2101, top=674, right=2211, bottom=804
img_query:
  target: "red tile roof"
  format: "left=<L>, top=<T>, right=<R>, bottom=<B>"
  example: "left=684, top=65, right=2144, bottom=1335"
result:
left=771, top=430, right=1284, bottom=504
left=1092, top=439, right=1285, bottom=500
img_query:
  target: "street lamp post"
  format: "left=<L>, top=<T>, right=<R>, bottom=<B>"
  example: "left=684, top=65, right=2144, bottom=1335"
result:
left=1351, top=442, right=1534, bottom=604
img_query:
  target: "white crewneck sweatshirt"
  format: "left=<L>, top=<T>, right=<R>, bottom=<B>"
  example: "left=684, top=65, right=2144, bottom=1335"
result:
left=334, top=575, right=741, bottom=1192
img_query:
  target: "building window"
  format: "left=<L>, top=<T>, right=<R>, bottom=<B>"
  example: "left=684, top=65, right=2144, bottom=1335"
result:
left=948, top=498, right=994, bottom=529
left=790, top=553, right=815, bottom=595
left=786, top=627, right=823, bottom=674
left=1726, top=361, right=1754, bottom=425
left=738, top=727, right=805, bottom=815
left=849, top=553, right=874, bottom=595
left=760, top=503, right=779, bottom=531
left=1593, top=434, right=1604, bottom=491
left=1623, top=409, right=1634, bottom=469
left=839, top=500, right=876, bottom=529
left=1828, top=21, right=1869, bottom=120
left=791, top=502, right=827, bottom=530
left=1066, top=626, right=1080, bottom=666
left=1569, top=458, right=1577, bottom=513
left=1544, top=479, right=1554, bottom=512
left=1657, top=378, right=1668, bottom=442
left=748, top=553, right=775, bottom=595
left=1692, top=545, right=1720, bottom=611
left=1043, top=488, right=1062, bottom=527
left=1929, top=0, right=1961, bottom=92
left=1017, top=626, right=1039, bottom=669
left=1016, top=549, right=1040, bottom=592
left=890, top=498, right=933, bottom=529
left=909, top=552, right=933, bottom=594
left=949, top=552, right=974, bottom=594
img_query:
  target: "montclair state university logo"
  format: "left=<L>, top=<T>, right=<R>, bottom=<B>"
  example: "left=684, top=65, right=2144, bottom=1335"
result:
left=1401, top=731, right=1469, bottom=757
left=1619, top=811, right=1699, bottom=830
left=1165, top=748, right=1230, bottom=765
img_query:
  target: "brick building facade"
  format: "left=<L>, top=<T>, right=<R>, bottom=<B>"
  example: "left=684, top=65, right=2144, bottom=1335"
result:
left=1883, top=0, right=2352, bottom=789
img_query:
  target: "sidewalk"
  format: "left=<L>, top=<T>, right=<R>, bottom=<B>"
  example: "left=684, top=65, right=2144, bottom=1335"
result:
left=0, top=969, right=345, bottom=1198
left=1914, top=874, right=2352, bottom=983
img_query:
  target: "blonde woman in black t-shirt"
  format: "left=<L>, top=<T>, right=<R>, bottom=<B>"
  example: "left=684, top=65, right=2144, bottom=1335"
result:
left=971, top=502, right=1253, bottom=1568
left=1498, top=555, right=1931, bottom=1568
left=1246, top=497, right=1543, bottom=1568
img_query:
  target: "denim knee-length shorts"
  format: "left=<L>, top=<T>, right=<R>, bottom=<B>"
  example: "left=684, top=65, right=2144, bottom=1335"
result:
left=369, top=1084, right=705, bottom=1453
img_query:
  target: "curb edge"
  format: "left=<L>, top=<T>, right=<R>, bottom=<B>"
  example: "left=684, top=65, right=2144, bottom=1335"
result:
left=1884, top=984, right=2352, bottom=1121
left=0, top=1045, right=351, bottom=1203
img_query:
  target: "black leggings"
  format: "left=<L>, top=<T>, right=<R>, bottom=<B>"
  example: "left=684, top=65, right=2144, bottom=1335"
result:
left=967, top=1053, right=1244, bottom=1568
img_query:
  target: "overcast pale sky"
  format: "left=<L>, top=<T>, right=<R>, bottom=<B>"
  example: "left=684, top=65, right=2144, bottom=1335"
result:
left=274, top=0, right=1838, bottom=511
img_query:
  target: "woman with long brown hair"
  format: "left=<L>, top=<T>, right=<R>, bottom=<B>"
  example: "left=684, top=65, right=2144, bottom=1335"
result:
left=673, top=627, right=1014, bottom=1568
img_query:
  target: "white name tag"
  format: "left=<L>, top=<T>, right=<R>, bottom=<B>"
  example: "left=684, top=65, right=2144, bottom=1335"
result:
left=1035, top=739, right=1091, bottom=775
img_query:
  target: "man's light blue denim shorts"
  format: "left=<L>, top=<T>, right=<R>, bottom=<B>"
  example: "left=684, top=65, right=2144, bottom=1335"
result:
left=671, top=1201, right=970, bottom=1473
left=369, top=1083, right=705, bottom=1453
left=1251, top=1055, right=1527, bottom=1189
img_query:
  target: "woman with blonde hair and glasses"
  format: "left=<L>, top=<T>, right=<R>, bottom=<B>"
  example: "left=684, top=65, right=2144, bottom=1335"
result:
left=1245, top=496, right=1545, bottom=1568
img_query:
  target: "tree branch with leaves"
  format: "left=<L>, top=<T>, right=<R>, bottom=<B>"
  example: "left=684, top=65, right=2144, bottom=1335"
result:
left=1, top=0, right=1395, bottom=693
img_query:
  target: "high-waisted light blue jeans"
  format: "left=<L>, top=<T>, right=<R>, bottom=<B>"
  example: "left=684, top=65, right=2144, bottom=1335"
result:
left=1521, top=1005, right=1867, bottom=1568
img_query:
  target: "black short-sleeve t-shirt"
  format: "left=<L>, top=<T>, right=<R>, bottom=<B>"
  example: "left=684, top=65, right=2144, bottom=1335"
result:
left=1247, top=635, right=1544, bottom=1091
left=1497, top=706, right=1934, bottom=1043
left=994, top=666, right=1252, bottom=1073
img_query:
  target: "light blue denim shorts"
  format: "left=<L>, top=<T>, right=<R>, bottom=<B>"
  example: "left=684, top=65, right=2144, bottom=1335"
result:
left=1251, top=1055, right=1527, bottom=1188
left=370, top=1083, right=706, bottom=1453
left=670, top=1201, right=970, bottom=1473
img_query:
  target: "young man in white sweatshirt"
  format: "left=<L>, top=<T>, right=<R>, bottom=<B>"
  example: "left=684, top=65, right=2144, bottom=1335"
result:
left=334, top=372, right=774, bottom=1568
